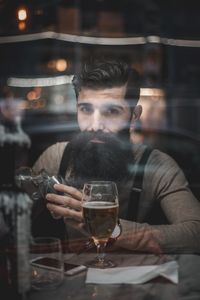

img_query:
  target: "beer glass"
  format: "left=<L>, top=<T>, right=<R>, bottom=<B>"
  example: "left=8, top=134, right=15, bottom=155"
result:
left=82, top=181, right=119, bottom=268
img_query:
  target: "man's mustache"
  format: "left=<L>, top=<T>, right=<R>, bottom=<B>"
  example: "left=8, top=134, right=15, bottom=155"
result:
left=72, top=130, right=130, bottom=146
left=83, top=131, right=118, bottom=142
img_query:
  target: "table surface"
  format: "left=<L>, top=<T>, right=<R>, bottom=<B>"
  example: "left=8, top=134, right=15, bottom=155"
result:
left=29, top=251, right=200, bottom=300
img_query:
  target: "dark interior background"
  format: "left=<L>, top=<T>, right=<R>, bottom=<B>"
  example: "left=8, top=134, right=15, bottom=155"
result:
left=0, top=0, right=200, bottom=198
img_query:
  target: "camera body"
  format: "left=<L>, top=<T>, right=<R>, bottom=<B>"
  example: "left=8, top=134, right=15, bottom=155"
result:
left=16, top=169, right=67, bottom=220
left=15, top=168, right=65, bottom=200
left=36, top=174, right=65, bottom=199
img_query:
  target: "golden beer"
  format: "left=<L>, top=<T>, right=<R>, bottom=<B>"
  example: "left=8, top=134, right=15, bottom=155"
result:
left=82, top=201, right=119, bottom=243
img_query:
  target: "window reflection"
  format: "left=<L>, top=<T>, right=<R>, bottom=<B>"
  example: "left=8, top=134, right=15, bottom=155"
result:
left=130, top=88, right=166, bottom=145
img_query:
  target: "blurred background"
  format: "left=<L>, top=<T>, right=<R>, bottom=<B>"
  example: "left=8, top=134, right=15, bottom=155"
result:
left=0, top=0, right=200, bottom=198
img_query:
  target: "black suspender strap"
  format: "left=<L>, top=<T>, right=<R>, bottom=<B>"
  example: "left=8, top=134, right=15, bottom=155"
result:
left=126, top=147, right=152, bottom=221
left=58, top=143, right=72, bottom=179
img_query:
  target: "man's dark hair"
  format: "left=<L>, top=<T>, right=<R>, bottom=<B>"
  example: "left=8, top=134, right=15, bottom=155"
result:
left=72, top=57, right=141, bottom=110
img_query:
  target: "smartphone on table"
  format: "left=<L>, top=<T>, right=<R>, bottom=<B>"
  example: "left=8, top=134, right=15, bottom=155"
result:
left=30, top=257, right=87, bottom=276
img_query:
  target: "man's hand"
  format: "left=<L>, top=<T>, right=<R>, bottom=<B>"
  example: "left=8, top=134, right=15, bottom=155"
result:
left=46, top=184, right=90, bottom=236
left=46, top=184, right=83, bottom=222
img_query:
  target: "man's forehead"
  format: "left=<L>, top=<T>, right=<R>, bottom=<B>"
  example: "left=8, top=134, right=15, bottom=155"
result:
left=78, top=85, right=128, bottom=104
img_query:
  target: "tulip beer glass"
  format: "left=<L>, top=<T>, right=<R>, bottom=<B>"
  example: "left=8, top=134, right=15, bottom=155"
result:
left=82, top=181, right=119, bottom=268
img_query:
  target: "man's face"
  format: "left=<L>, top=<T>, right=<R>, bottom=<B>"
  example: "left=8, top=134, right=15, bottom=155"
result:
left=77, top=85, right=131, bottom=134
left=70, top=84, right=140, bottom=186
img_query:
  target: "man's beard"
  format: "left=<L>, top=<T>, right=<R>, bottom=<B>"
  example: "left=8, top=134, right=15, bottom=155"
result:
left=67, top=130, right=134, bottom=188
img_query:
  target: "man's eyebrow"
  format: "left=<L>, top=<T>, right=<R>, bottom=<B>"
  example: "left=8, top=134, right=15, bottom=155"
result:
left=77, top=103, right=92, bottom=107
left=77, top=103, right=125, bottom=110
left=103, top=104, right=125, bottom=110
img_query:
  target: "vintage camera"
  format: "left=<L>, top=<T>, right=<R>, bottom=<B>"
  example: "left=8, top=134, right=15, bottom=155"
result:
left=15, top=168, right=66, bottom=200
left=33, top=170, right=65, bottom=200
left=15, top=168, right=66, bottom=219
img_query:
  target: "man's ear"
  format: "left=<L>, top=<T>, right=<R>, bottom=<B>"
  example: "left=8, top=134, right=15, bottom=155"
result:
left=133, top=105, right=142, bottom=121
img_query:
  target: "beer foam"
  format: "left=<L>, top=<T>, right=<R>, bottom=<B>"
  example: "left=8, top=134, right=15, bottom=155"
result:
left=82, top=201, right=118, bottom=209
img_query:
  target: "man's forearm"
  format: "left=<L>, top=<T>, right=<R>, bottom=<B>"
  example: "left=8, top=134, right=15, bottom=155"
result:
left=115, top=219, right=200, bottom=254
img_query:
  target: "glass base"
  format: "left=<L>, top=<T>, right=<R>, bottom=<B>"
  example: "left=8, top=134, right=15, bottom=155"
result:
left=86, top=257, right=116, bottom=269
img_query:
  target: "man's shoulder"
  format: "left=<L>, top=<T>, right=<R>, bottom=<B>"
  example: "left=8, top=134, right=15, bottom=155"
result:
left=148, top=148, right=179, bottom=167
left=133, top=143, right=179, bottom=167
left=45, top=141, right=69, bottom=153
left=32, top=141, right=69, bottom=174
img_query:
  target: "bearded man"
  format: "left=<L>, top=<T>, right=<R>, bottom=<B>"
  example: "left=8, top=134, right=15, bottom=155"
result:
left=31, top=57, right=200, bottom=254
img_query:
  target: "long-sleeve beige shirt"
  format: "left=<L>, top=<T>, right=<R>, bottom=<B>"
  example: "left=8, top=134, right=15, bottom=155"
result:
left=33, top=141, right=200, bottom=254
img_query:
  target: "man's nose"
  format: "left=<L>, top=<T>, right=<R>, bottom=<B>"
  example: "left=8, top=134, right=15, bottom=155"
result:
left=91, top=110, right=105, bottom=131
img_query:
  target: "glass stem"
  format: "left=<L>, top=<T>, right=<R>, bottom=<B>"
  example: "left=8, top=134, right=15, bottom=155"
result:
left=96, top=242, right=106, bottom=264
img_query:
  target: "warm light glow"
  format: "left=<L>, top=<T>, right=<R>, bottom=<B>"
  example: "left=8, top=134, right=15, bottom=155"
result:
left=47, top=59, right=68, bottom=72
left=132, top=88, right=166, bottom=131
left=18, top=21, right=26, bottom=31
left=140, top=88, right=165, bottom=97
left=17, top=8, right=27, bottom=21
left=27, top=87, right=42, bottom=101
left=27, top=91, right=37, bottom=101
left=33, top=269, right=38, bottom=276
left=130, top=87, right=167, bottom=144
left=56, top=59, right=67, bottom=72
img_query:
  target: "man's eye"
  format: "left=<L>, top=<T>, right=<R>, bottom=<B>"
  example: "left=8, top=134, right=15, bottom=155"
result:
left=104, top=108, right=121, bottom=116
left=79, top=106, right=93, bottom=114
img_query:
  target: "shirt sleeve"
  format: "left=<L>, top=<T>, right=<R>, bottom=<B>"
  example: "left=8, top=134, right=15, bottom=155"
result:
left=116, top=150, right=200, bottom=253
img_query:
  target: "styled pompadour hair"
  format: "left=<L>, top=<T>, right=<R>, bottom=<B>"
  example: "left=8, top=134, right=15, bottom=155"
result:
left=72, top=57, right=141, bottom=110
